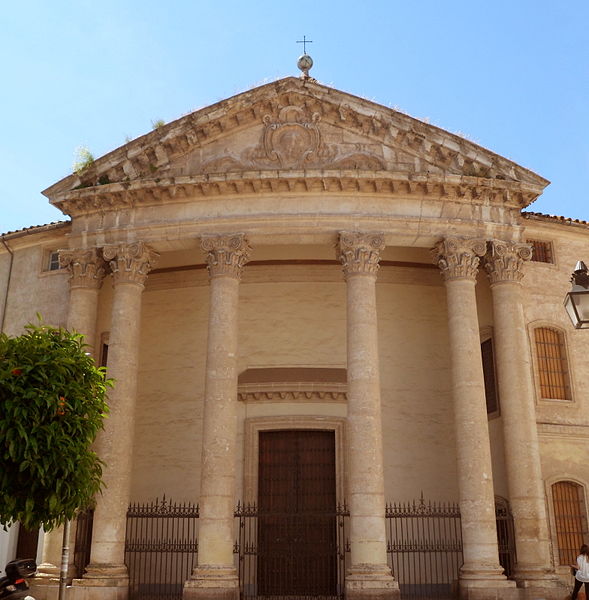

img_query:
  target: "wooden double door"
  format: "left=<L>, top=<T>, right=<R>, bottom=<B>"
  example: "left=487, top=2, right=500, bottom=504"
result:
left=257, top=430, right=337, bottom=596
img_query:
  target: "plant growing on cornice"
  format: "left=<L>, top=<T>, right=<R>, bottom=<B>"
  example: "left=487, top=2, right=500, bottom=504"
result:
left=0, top=320, right=112, bottom=530
left=151, top=119, right=165, bottom=130
left=73, top=146, right=95, bottom=174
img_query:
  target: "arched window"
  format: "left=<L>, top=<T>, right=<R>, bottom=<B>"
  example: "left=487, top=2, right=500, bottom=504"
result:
left=552, top=481, right=588, bottom=565
left=534, top=327, right=571, bottom=400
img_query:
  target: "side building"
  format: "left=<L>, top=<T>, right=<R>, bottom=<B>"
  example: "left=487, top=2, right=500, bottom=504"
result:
left=1, top=76, right=587, bottom=600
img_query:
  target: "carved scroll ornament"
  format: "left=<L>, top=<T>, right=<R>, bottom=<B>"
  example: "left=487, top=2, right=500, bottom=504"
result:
left=485, top=240, right=532, bottom=284
left=201, top=233, right=252, bottom=279
left=432, top=237, right=487, bottom=282
left=102, top=242, right=159, bottom=286
left=59, top=248, right=106, bottom=289
left=338, top=231, right=385, bottom=278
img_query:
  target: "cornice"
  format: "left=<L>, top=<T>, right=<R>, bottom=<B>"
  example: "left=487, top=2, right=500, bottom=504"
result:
left=238, top=382, right=347, bottom=403
left=49, top=170, right=541, bottom=217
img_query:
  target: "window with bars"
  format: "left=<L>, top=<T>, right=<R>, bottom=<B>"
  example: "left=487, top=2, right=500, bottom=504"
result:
left=552, top=481, right=588, bottom=566
left=481, top=337, right=499, bottom=415
left=527, top=240, right=554, bottom=263
left=534, top=327, right=571, bottom=400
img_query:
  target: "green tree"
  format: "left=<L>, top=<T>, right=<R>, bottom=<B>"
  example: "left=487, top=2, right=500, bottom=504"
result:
left=0, top=321, right=111, bottom=531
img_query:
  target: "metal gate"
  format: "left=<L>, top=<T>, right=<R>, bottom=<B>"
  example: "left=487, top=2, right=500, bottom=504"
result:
left=125, top=497, right=199, bottom=600
left=495, top=497, right=516, bottom=578
left=386, top=495, right=463, bottom=600
left=234, top=501, right=350, bottom=600
left=73, top=508, right=94, bottom=579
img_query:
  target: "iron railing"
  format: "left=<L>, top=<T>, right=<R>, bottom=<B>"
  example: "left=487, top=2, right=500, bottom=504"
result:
left=121, top=496, right=517, bottom=600
left=124, top=497, right=199, bottom=600
left=386, top=495, right=463, bottom=600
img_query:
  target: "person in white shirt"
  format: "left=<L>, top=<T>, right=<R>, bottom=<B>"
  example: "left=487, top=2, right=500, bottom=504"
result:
left=571, top=544, right=589, bottom=600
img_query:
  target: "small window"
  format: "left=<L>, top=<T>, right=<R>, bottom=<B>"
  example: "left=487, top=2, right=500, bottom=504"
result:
left=481, top=338, right=499, bottom=415
left=47, top=251, right=61, bottom=271
left=527, top=240, right=554, bottom=264
left=552, top=481, right=588, bottom=566
left=100, top=343, right=109, bottom=368
left=534, top=327, right=571, bottom=400
left=99, top=333, right=110, bottom=369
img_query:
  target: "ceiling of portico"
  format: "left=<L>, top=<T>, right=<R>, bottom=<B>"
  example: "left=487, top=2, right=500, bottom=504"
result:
left=43, top=77, right=549, bottom=220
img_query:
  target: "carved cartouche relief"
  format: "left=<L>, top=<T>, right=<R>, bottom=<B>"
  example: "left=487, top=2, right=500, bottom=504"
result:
left=198, top=101, right=385, bottom=174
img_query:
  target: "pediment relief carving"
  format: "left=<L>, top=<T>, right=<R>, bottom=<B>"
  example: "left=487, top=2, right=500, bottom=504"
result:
left=169, top=101, right=386, bottom=176
left=45, top=78, right=548, bottom=204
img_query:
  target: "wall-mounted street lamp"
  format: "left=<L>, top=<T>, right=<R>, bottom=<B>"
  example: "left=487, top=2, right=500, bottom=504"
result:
left=564, top=261, right=589, bottom=329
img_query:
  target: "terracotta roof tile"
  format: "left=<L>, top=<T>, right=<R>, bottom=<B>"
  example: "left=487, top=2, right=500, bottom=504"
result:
left=522, top=211, right=589, bottom=227
left=1, top=220, right=70, bottom=237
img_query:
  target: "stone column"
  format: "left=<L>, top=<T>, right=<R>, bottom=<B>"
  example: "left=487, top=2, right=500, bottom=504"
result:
left=432, top=237, right=514, bottom=598
left=485, top=241, right=562, bottom=592
left=34, top=248, right=106, bottom=596
left=337, top=232, right=399, bottom=600
left=78, top=242, right=158, bottom=599
left=184, top=234, right=251, bottom=600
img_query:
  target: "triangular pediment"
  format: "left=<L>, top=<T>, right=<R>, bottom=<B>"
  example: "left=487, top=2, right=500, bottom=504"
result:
left=43, top=77, right=548, bottom=207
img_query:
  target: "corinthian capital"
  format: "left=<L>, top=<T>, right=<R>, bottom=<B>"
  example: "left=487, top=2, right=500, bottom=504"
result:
left=201, top=234, right=251, bottom=279
left=102, top=242, right=159, bottom=286
left=337, top=232, right=385, bottom=278
left=432, top=237, right=487, bottom=282
left=484, top=240, right=532, bottom=284
left=59, top=248, right=106, bottom=289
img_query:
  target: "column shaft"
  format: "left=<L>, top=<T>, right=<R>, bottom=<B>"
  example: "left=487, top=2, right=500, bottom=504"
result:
left=445, top=277, right=502, bottom=574
left=197, top=275, right=240, bottom=567
left=88, top=282, right=143, bottom=567
left=346, top=272, right=388, bottom=567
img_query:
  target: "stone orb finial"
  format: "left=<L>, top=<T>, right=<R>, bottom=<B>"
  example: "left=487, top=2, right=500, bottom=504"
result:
left=297, top=54, right=313, bottom=78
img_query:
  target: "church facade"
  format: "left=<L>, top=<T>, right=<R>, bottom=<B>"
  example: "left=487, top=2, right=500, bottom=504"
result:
left=1, top=76, right=588, bottom=600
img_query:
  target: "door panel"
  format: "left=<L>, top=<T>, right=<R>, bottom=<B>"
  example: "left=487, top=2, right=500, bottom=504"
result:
left=258, top=430, right=337, bottom=596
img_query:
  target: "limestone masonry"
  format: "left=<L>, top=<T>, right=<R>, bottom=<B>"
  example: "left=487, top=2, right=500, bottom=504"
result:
left=1, top=77, right=587, bottom=600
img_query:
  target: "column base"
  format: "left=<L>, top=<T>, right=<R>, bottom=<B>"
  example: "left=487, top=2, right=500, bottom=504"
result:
left=183, top=565, right=239, bottom=600
left=509, top=566, right=568, bottom=599
left=68, top=564, right=129, bottom=600
left=29, top=577, right=60, bottom=600
left=459, top=580, right=519, bottom=600
left=345, top=564, right=400, bottom=600
left=458, top=566, right=518, bottom=600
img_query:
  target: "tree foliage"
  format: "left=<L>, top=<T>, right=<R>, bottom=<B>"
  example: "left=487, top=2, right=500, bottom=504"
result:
left=0, top=321, right=111, bottom=531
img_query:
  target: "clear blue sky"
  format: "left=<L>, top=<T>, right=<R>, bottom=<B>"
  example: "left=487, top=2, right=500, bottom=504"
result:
left=1, top=0, right=587, bottom=234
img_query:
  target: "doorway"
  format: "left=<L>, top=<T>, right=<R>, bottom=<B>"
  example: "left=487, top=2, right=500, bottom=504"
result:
left=257, top=429, right=337, bottom=596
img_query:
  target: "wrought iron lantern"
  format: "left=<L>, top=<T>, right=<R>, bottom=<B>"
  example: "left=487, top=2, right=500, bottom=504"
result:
left=564, top=261, right=589, bottom=329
